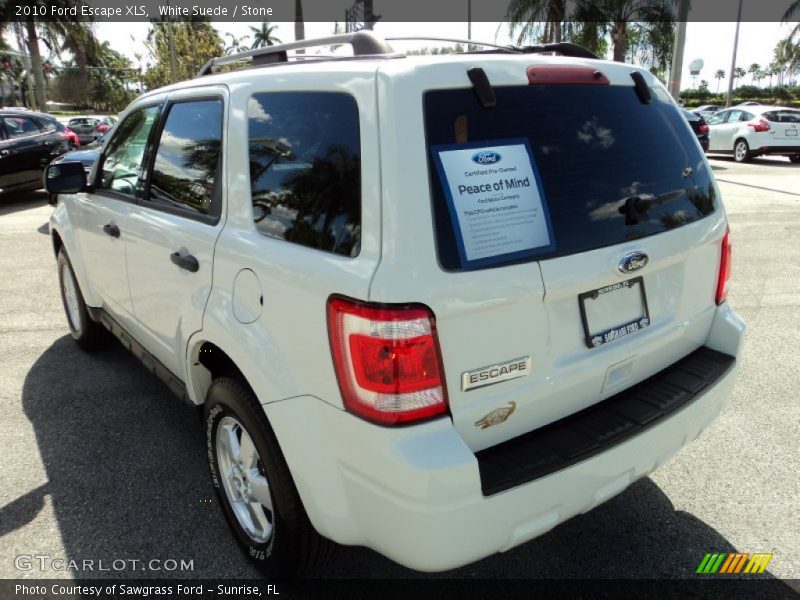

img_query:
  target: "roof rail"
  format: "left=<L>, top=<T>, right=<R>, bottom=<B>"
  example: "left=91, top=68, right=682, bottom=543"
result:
left=385, top=36, right=518, bottom=52
left=196, top=30, right=398, bottom=77
left=517, top=42, right=599, bottom=60
left=386, top=36, right=598, bottom=59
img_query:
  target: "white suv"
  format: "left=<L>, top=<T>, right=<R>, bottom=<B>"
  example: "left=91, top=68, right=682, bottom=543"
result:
left=45, top=32, right=745, bottom=578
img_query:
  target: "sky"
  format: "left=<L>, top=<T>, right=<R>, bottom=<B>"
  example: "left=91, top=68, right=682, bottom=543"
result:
left=91, top=20, right=794, bottom=90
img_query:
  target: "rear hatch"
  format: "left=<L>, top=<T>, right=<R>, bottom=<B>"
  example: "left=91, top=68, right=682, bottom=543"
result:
left=371, top=56, right=727, bottom=452
left=760, top=108, right=800, bottom=146
left=68, top=118, right=99, bottom=139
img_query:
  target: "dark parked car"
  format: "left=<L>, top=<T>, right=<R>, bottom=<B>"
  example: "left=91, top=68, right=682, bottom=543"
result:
left=683, top=109, right=709, bottom=151
left=693, top=104, right=721, bottom=119
left=0, top=110, right=71, bottom=195
left=66, top=115, right=117, bottom=145
left=54, top=121, right=80, bottom=148
left=47, top=131, right=109, bottom=205
left=50, top=131, right=108, bottom=172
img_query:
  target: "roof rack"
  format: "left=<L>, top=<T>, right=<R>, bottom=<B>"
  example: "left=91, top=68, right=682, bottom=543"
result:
left=386, top=36, right=597, bottom=59
left=196, top=32, right=598, bottom=78
left=385, top=36, right=518, bottom=52
left=196, top=30, right=399, bottom=77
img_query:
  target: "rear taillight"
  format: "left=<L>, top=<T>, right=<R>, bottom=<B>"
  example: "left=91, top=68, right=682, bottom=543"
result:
left=716, top=227, right=731, bottom=305
left=748, top=119, right=770, bottom=132
left=327, top=296, right=448, bottom=425
left=699, top=123, right=709, bottom=133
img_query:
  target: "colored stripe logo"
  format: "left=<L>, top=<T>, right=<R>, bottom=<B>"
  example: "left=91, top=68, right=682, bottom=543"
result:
left=696, top=552, right=773, bottom=574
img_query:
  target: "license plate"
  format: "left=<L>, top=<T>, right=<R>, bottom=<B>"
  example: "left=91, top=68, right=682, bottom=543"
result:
left=578, top=277, right=650, bottom=349
left=787, top=129, right=798, bottom=136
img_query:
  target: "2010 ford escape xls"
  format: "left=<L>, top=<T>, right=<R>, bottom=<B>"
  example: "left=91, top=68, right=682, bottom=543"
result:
left=45, top=32, right=745, bottom=578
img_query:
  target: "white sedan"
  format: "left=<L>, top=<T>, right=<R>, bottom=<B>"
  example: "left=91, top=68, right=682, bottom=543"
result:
left=705, top=105, right=800, bottom=163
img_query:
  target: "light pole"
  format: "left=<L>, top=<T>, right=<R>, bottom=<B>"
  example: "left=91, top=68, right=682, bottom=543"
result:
left=468, top=0, right=472, bottom=40
left=668, top=0, right=690, bottom=100
left=726, top=0, right=743, bottom=107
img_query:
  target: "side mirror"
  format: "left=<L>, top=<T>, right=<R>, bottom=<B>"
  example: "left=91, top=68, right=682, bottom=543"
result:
left=44, top=161, right=87, bottom=194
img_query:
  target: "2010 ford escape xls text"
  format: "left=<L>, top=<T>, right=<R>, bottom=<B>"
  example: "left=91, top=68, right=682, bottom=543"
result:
left=45, top=32, right=745, bottom=578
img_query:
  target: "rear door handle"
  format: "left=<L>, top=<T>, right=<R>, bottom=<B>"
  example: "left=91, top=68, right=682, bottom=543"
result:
left=102, top=223, right=120, bottom=238
left=170, top=252, right=199, bottom=273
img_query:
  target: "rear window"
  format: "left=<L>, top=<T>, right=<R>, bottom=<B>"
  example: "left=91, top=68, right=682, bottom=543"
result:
left=424, top=84, right=717, bottom=271
left=69, top=118, right=99, bottom=126
left=763, top=110, right=800, bottom=123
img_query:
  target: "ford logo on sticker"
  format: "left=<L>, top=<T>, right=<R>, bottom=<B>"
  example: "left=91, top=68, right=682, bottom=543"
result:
left=619, top=251, right=649, bottom=274
left=472, top=151, right=502, bottom=165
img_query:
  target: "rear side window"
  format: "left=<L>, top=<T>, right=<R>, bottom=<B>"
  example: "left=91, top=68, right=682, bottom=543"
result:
left=247, top=92, right=361, bottom=257
left=424, top=84, right=716, bottom=271
left=35, top=118, right=57, bottom=132
left=147, top=99, right=223, bottom=219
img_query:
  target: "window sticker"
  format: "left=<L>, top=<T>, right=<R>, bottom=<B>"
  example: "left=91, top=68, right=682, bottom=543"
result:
left=431, top=138, right=555, bottom=268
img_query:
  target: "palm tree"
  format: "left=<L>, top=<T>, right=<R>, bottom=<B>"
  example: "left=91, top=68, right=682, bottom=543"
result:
left=249, top=21, right=281, bottom=49
left=783, top=1, right=799, bottom=43
left=714, top=69, right=725, bottom=92
left=505, top=0, right=567, bottom=44
left=602, top=0, right=675, bottom=63
left=733, top=67, right=746, bottom=84
left=55, top=23, right=101, bottom=107
left=18, top=2, right=91, bottom=111
left=557, top=0, right=675, bottom=62
left=768, top=62, right=779, bottom=87
left=225, top=32, right=249, bottom=55
left=747, top=63, right=761, bottom=85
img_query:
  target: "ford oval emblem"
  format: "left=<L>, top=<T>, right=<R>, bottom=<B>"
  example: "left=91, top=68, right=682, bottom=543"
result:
left=619, top=251, right=649, bottom=273
left=472, top=150, right=502, bottom=165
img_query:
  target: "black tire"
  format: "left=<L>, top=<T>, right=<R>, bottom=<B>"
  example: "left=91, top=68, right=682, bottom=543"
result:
left=789, top=155, right=800, bottom=164
left=204, top=377, right=333, bottom=578
left=57, top=248, right=109, bottom=350
left=733, top=138, right=752, bottom=163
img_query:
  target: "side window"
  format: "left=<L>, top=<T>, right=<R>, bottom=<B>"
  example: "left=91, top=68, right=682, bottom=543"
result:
left=35, top=118, right=57, bottom=133
left=726, top=110, right=743, bottom=123
left=2, top=116, right=41, bottom=138
left=739, top=111, right=754, bottom=122
left=706, top=112, right=727, bottom=125
left=147, top=99, right=223, bottom=218
left=248, top=92, right=361, bottom=257
left=98, top=106, right=159, bottom=197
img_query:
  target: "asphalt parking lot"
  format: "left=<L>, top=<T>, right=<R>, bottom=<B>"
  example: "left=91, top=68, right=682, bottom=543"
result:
left=0, top=157, right=798, bottom=588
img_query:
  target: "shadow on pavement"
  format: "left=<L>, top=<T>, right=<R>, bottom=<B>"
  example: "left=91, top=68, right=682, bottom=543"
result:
left=0, top=190, right=50, bottom=215
left=708, top=156, right=799, bottom=168
left=0, top=484, right=49, bottom=538
left=17, top=336, right=798, bottom=591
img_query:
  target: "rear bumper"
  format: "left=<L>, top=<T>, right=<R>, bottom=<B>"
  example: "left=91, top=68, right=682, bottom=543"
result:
left=265, top=304, right=744, bottom=572
left=753, top=145, right=800, bottom=156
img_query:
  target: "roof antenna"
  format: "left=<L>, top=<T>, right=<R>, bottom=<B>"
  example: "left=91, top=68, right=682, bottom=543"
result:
left=467, top=67, right=496, bottom=109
